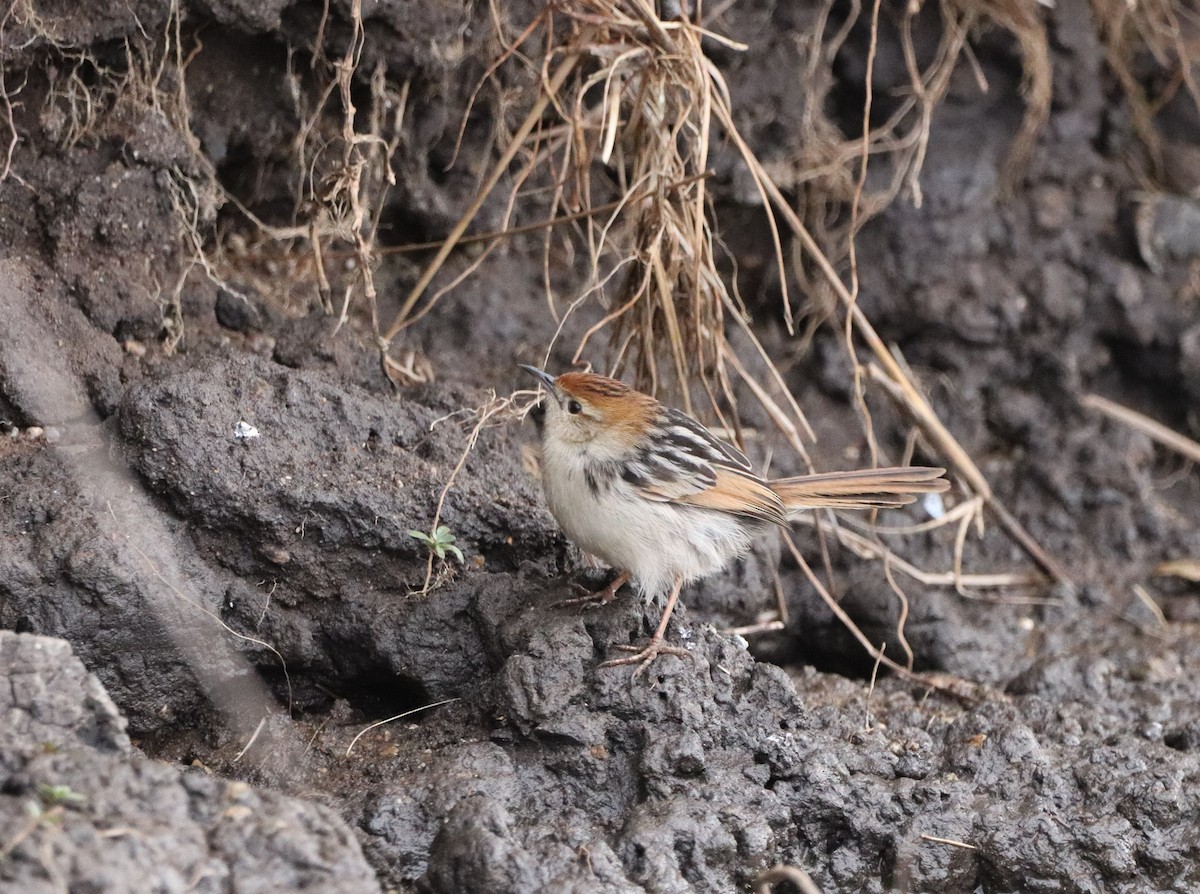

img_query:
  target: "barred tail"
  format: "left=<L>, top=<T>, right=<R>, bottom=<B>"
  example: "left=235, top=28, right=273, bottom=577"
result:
left=771, top=466, right=949, bottom=513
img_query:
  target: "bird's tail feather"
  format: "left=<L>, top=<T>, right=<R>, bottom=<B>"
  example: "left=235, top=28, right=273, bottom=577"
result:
left=771, top=466, right=948, bottom=513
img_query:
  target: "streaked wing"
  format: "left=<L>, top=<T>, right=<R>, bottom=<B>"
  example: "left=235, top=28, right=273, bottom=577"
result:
left=659, top=408, right=753, bottom=471
left=620, top=409, right=787, bottom=526
left=668, top=467, right=788, bottom=526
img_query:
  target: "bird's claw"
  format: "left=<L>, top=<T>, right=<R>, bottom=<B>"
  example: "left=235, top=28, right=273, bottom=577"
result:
left=600, top=638, right=692, bottom=679
left=553, top=576, right=625, bottom=609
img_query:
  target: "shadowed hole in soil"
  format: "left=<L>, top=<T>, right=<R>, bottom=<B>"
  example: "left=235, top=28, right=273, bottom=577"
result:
left=1163, top=726, right=1200, bottom=752
left=673, top=838, right=702, bottom=885
left=375, top=204, right=441, bottom=248
left=1103, top=336, right=1189, bottom=413
left=825, top=3, right=941, bottom=138
left=254, top=664, right=433, bottom=722
left=212, top=138, right=295, bottom=224
left=316, top=671, right=433, bottom=723
left=780, top=635, right=931, bottom=682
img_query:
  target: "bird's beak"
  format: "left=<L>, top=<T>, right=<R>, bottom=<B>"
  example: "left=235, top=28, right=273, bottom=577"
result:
left=519, top=364, right=558, bottom=393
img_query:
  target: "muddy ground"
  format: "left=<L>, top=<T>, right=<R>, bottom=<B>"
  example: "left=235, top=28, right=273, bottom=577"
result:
left=3, top=1, right=1200, bottom=892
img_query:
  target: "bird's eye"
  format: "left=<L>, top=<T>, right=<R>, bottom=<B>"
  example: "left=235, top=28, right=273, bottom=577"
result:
left=567, top=399, right=583, bottom=415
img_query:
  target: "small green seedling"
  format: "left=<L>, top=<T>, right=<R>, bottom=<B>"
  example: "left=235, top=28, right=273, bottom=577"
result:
left=37, top=783, right=84, bottom=808
left=408, top=525, right=464, bottom=564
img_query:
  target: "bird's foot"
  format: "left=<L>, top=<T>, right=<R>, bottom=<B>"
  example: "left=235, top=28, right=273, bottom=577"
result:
left=553, top=572, right=628, bottom=609
left=600, top=636, right=692, bottom=679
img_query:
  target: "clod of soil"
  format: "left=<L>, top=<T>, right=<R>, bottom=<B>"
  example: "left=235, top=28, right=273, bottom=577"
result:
left=0, top=632, right=380, bottom=893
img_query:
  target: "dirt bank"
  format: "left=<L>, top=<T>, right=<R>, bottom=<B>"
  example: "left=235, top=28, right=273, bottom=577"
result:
left=3, top=1, right=1200, bottom=892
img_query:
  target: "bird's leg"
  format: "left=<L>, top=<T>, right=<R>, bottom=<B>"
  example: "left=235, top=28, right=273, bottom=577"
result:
left=601, top=574, right=691, bottom=678
left=554, top=569, right=631, bottom=609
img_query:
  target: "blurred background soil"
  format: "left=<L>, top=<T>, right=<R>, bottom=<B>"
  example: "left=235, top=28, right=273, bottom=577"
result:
left=2, top=1, right=1200, bottom=892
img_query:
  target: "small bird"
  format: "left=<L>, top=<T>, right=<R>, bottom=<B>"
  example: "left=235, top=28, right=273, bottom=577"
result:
left=521, top=366, right=949, bottom=676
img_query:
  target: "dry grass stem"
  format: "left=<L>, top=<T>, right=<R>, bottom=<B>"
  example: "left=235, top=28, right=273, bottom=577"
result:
left=1154, top=559, right=1200, bottom=582
left=752, top=865, right=825, bottom=894
left=0, top=58, right=21, bottom=181
left=1090, top=0, right=1200, bottom=173
left=844, top=0, right=885, bottom=469
left=782, top=532, right=989, bottom=697
left=380, top=24, right=594, bottom=346
left=973, top=0, right=1052, bottom=188
left=356, top=172, right=709, bottom=257
left=1082, top=393, right=1200, bottom=465
left=0, top=805, right=65, bottom=865
left=723, top=619, right=787, bottom=637
left=837, top=497, right=978, bottom=536
left=861, top=360, right=1070, bottom=587
left=919, top=834, right=977, bottom=850
left=881, top=554, right=915, bottom=670
left=345, top=697, right=461, bottom=757
left=789, top=512, right=1048, bottom=599
left=862, top=641, right=885, bottom=732
left=234, top=717, right=268, bottom=762
left=1131, top=583, right=1168, bottom=630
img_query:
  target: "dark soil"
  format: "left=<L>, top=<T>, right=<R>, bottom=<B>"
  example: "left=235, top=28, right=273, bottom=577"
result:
left=3, top=1, right=1200, bottom=892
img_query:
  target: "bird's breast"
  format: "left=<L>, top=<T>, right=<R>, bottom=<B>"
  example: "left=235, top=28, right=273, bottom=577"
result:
left=537, top=440, right=755, bottom=597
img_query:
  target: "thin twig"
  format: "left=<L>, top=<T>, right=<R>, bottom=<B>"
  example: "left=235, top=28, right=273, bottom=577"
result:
left=413, top=394, right=519, bottom=595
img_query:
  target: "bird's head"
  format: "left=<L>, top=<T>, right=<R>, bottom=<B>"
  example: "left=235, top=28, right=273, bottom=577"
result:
left=521, top=366, right=656, bottom=455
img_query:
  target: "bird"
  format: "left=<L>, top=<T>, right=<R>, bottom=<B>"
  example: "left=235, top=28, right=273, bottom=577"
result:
left=520, top=366, right=949, bottom=677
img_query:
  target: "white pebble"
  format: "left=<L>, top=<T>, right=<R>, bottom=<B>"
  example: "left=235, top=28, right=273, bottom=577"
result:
left=234, top=421, right=260, bottom=440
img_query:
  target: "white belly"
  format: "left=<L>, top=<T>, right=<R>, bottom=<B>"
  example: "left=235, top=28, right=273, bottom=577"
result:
left=540, top=442, right=753, bottom=597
